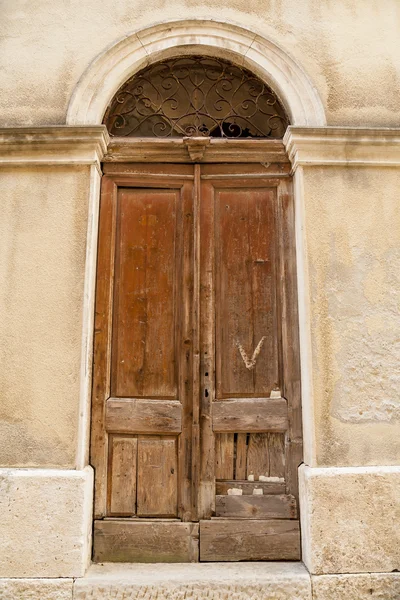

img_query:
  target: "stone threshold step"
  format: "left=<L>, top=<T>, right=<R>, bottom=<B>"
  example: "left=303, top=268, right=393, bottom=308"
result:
left=74, top=562, right=312, bottom=599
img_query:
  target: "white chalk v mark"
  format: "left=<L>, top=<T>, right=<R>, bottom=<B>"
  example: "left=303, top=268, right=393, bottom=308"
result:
left=235, top=336, right=266, bottom=370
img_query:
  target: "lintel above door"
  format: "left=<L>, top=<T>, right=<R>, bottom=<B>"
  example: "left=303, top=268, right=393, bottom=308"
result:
left=103, top=137, right=291, bottom=167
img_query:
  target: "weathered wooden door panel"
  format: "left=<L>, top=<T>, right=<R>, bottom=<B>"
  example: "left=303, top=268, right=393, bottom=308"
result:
left=112, top=187, right=179, bottom=399
left=91, top=165, right=195, bottom=542
left=215, top=186, right=279, bottom=397
left=91, top=162, right=302, bottom=563
left=197, top=166, right=302, bottom=560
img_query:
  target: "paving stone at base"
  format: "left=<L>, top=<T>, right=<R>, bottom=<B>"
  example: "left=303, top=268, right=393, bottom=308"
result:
left=74, top=563, right=311, bottom=600
left=0, top=579, right=73, bottom=600
left=312, top=573, right=400, bottom=599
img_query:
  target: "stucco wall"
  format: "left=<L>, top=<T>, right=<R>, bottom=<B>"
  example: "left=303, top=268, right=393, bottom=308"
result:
left=1, top=0, right=400, bottom=128
left=301, top=165, right=400, bottom=467
left=0, top=166, right=91, bottom=467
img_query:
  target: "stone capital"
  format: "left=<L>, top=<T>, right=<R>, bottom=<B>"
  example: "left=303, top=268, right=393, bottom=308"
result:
left=0, top=126, right=109, bottom=170
left=284, top=126, right=400, bottom=170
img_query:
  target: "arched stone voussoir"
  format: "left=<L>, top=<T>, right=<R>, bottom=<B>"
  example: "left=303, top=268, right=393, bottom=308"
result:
left=67, top=20, right=326, bottom=128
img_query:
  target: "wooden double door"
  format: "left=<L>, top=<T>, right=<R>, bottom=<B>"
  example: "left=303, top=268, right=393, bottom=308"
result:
left=91, top=161, right=302, bottom=562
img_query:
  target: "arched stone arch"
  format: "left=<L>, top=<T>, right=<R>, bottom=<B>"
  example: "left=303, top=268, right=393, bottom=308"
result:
left=67, top=20, right=326, bottom=127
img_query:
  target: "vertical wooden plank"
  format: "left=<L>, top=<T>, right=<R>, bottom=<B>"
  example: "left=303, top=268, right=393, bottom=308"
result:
left=246, top=433, right=269, bottom=480
left=137, top=436, right=178, bottom=517
left=112, top=188, right=178, bottom=398
left=285, top=439, right=303, bottom=501
left=277, top=179, right=303, bottom=500
left=215, top=433, right=234, bottom=480
left=191, top=165, right=201, bottom=521
left=216, top=189, right=254, bottom=397
left=178, top=180, right=195, bottom=521
left=108, top=436, right=138, bottom=516
left=198, top=178, right=216, bottom=518
left=268, top=433, right=285, bottom=478
left=235, top=433, right=247, bottom=480
left=250, top=189, right=280, bottom=395
left=91, top=176, right=117, bottom=518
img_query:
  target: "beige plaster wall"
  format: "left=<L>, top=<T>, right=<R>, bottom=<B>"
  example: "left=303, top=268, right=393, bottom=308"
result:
left=0, top=166, right=91, bottom=467
left=301, top=166, right=400, bottom=467
left=1, top=0, right=400, bottom=128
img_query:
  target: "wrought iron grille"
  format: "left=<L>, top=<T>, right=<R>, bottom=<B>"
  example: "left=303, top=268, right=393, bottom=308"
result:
left=103, top=56, right=289, bottom=138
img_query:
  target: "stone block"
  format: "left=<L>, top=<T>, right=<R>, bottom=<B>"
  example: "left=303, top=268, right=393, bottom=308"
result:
left=74, top=562, right=312, bottom=600
left=312, top=573, right=400, bottom=599
left=300, top=464, right=400, bottom=574
left=0, top=467, right=93, bottom=577
left=0, top=579, right=72, bottom=600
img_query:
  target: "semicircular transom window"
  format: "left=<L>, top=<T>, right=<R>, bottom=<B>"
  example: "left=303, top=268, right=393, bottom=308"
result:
left=103, top=56, right=290, bottom=138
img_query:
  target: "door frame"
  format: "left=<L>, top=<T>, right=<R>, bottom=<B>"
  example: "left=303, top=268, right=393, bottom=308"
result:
left=90, top=137, right=303, bottom=561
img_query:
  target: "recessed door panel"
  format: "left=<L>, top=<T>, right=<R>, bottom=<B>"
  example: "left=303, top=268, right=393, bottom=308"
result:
left=215, top=187, right=279, bottom=398
left=112, top=188, right=178, bottom=399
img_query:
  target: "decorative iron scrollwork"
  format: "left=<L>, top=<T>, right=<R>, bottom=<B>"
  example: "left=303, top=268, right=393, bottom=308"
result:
left=103, top=56, right=289, bottom=138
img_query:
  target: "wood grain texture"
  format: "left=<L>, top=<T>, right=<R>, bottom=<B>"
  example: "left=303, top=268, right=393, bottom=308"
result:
left=214, top=434, right=234, bottom=480
left=200, top=519, right=300, bottom=561
left=108, top=436, right=137, bottom=516
left=191, top=164, right=201, bottom=521
left=215, top=186, right=279, bottom=398
left=277, top=179, right=303, bottom=500
left=104, top=140, right=292, bottom=165
left=215, top=494, right=297, bottom=519
left=212, top=398, right=288, bottom=432
left=137, top=436, right=178, bottom=517
left=105, top=398, right=181, bottom=434
left=112, top=187, right=178, bottom=398
left=90, top=176, right=117, bottom=518
left=198, top=176, right=216, bottom=519
left=216, top=481, right=285, bottom=495
left=246, top=433, right=269, bottom=480
left=177, top=179, right=195, bottom=521
left=94, top=520, right=199, bottom=563
left=268, top=433, right=285, bottom=478
left=285, top=439, right=303, bottom=501
left=235, top=433, right=247, bottom=480
left=91, top=166, right=195, bottom=524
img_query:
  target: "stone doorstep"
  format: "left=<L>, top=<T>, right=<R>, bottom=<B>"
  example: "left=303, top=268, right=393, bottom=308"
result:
left=1, top=567, right=400, bottom=599
left=73, top=562, right=312, bottom=599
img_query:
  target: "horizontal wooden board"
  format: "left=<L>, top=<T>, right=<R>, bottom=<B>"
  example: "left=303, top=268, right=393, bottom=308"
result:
left=103, top=140, right=291, bottom=165
left=93, top=520, right=199, bottom=563
left=215, top=494, right=297, bottom=519
left=106, top=398, right=181, bottom=433
left=212, top=398, right=288, bottom=432
left=199, top=519, right=300, bottom=561
left=216, top=480, right=286, bottom=496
